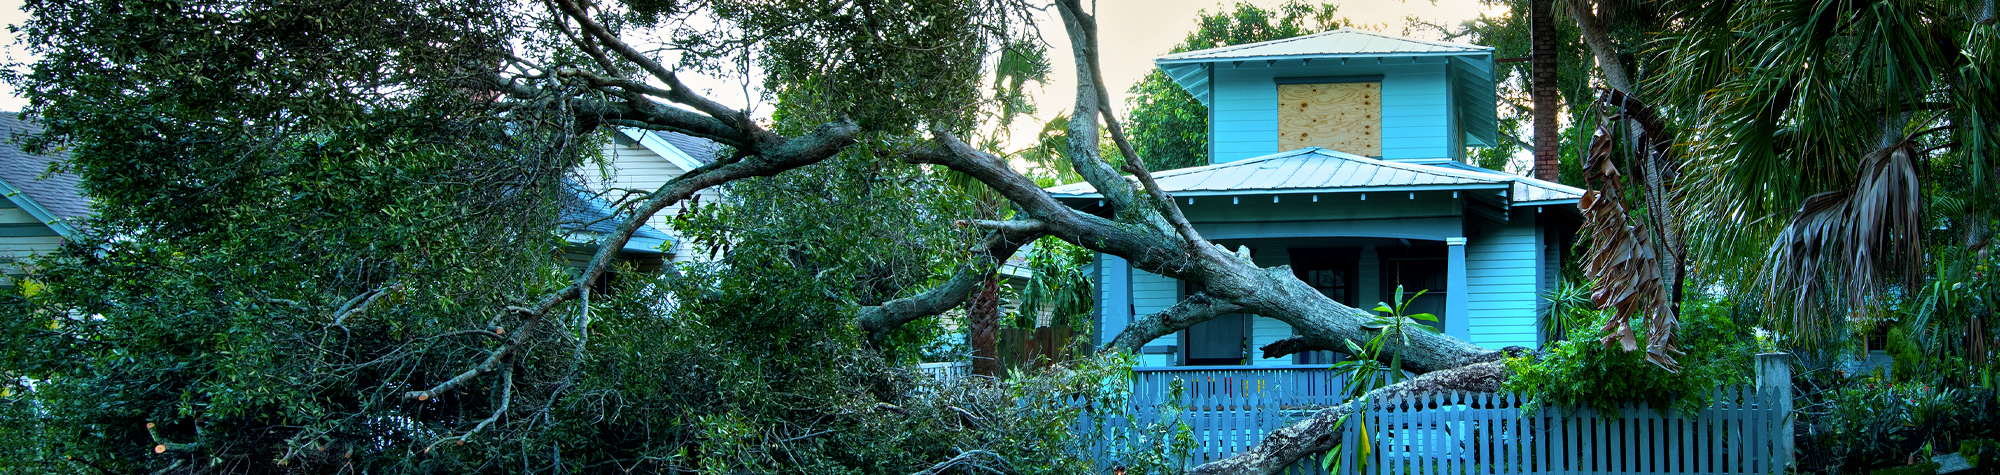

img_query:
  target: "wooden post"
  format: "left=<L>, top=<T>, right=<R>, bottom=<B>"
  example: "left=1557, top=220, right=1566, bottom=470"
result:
left=1757, top=353, right=1795, bottom=470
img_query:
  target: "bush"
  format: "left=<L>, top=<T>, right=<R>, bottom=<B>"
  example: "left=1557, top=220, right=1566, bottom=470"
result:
left=1801, top=374, right=2000, bottom=473
left=1503, top=295, right=1757, bottom=416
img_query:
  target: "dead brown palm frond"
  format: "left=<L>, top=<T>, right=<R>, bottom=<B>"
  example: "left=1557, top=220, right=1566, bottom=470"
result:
left=1763, top=139, right=1925, bottom=341
left=1578, top=89, right=1684, bottom=371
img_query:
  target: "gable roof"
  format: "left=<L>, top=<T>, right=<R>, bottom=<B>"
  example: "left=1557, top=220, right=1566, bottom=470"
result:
left=559, top=181, right=676, bottom=256
left=1044, top=148, right=1582, bottom=206
left=619, top=127, right=722, bottom=171
left=0, top=113, right=87, bottom=237
left=1157, top=29, right=1493, bottom=64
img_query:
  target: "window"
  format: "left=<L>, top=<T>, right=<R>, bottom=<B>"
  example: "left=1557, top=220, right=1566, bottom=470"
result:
left=1181, top=281, right=1249, bottom=366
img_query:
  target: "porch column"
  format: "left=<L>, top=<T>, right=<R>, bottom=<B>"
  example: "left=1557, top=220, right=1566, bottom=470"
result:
left=1445, top=237, right=1470, bottom=342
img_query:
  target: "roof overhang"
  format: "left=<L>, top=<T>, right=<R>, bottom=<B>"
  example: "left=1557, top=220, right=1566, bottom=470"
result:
left=0, top=176, right=78, bottom=238
left=618, top=127, right=709, bottom=171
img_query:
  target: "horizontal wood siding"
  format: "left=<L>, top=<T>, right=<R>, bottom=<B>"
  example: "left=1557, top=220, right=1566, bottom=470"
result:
left=1211, top=68, right=1279, bottom=163
left=1096, top=254, right=1131, bottom=348
left=1378, top=69, right=1451, bottom=160
left=1131, top=269, right=1181, bottom=367
left=1209, top=61, right=1452, bottom=164
left=1463, top=212, right=1541, bottom=348
left=591, top=141, right=725, bottom=264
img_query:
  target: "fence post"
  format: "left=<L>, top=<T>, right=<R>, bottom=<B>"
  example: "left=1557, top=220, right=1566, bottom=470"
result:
left=1756, top=353, right=1794, bottom=471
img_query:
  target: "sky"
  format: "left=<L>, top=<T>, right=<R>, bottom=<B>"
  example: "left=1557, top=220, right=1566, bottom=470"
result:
left=0, top=0, right=1499, bottom=138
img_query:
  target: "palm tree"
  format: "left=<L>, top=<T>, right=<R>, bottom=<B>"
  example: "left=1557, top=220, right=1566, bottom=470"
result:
left=1559, top=0, right=1998, bottom=363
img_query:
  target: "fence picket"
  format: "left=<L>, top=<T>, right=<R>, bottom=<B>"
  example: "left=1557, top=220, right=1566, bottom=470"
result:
left=1079, top=368, right=1783, bottom=475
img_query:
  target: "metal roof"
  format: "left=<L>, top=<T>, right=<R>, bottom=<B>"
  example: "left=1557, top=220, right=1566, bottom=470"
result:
left=1044, top=148, right=1582, bottom=205
left=1156, top=29, right=1492, bottom=64
left=0, top=112, right=87, bottom=237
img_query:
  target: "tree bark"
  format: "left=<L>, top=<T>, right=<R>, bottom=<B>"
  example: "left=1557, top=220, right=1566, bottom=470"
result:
left=1532, top=0, right=1560, bottom=182
left=967, top=274, right=1004, bottom=377
left=1187, top=361, right=1513, bottom=475
left=855, top=223, right=1043, bottom=346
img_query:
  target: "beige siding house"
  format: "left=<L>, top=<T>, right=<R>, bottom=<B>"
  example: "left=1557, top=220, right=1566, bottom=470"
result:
left=584, top=128, right=727, bottom=265
left=0, top=113, right=87, bottom=285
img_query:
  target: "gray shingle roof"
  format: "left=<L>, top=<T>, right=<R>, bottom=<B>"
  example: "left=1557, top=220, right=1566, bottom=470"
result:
left=652, top=130, right=720, bottom=165
left=1044, top=148, right=1582, bottom=205
left=0, top=113, right=89, bottom=232
left=559, top=181, right=674, bottom=255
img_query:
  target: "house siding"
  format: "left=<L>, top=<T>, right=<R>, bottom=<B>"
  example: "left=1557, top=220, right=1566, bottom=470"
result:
left=1097, top=254, right=1133, bottom=348
left=0, top=201, right=62, bottom=282
left=1208, top=60, right=1454, bottom=164
left=1463, top=211, right=1543, bottom=349
left=590, top=139, right=725, bottom=264
left=1131, top=268, right=1181, bottom=367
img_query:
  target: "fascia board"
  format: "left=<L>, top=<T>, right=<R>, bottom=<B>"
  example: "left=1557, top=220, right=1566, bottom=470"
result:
left=618, top=127, right=708, bottom=171
left=0, top=176, right=77, bottom=238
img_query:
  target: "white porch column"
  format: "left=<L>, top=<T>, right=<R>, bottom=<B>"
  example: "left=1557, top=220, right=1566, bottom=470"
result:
left=1445, top=237, right=1470, bottom=341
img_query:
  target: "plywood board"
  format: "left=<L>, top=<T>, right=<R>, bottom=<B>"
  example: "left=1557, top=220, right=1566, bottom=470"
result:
left=1278, top=82, right=1382, bottom=156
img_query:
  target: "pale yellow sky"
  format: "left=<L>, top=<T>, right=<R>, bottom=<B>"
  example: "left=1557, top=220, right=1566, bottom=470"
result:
left=0, top=0, right=1497, bottom=134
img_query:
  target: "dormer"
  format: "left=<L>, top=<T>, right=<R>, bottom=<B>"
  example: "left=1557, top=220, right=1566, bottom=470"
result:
left=1154, top=29, right=1497, bottom=163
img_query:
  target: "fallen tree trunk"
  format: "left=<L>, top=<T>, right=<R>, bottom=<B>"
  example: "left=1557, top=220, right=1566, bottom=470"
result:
left=1188, top=360, right=1513, bottom=475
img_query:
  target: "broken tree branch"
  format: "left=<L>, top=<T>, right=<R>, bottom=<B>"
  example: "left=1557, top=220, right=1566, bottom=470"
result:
left=856, top=223, right=1045, bottom=345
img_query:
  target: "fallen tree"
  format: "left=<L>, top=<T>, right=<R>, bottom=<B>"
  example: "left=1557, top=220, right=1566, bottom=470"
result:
left=503, top=1, right=1524, bottom=472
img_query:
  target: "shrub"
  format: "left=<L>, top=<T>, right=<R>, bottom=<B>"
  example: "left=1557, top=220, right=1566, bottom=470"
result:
left=1504, top=295, right=1757, bottom=416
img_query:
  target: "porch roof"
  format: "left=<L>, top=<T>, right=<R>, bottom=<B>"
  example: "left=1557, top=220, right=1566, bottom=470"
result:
left=1044, top=148, right=1583, bottom=206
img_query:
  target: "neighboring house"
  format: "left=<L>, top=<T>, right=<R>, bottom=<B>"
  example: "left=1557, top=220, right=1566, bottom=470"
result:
left=0, top=113, right=87, bottom=285
left=584, top=127, right=728, bottom=265
left=1049, top=30, right=1585, bottom=368
left=0, top=112, right=684, bottom=283
left=558, top=181, right=677, bottom=275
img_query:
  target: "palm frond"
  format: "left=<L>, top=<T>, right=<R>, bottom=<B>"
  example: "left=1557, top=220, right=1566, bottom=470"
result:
left=1762, top=139, right=1925, bottom=340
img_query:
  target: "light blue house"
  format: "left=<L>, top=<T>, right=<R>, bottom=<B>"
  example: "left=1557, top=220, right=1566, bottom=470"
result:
left=1052, top=30, right=1584, bottom=368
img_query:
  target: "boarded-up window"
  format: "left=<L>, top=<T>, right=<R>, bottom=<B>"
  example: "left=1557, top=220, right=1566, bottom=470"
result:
left=1278, top=82, right=1381, bottom=156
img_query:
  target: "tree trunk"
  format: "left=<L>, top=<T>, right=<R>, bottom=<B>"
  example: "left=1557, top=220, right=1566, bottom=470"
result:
left=1532, top=0, right=1560, bottom=182
left=967, top=274, right=1003, bottom=377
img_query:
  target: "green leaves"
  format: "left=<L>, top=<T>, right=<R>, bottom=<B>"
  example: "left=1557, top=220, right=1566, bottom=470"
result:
left=1124, top=1, right=1352, bottom=172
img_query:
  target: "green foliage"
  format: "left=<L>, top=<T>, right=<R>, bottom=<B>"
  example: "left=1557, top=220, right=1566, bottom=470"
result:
left=1504, top=295, right=1756, bottom=416
left=1329, top=286, right=1441, bottom=399
left=1804, top=376, right=2000, bottom=473
left=723, top=0, right=1025, bottom=135
left=1015, top=236, right=1095, bottom=331
left=1320, top=287, right=1438, bottom=473
left=1124, top=1, right=1350, bottom=172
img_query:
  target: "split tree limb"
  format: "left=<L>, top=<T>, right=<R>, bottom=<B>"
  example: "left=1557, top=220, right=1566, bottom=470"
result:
left=855, top=223, right=1046, bottom=345
left=1188, top=361, right=1511, bottom=475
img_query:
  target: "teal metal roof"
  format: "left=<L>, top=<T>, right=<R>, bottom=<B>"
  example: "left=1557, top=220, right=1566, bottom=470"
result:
left=1157, top=29, right=1491, bottom=64
left=1045, top=148, right=1581, bottom=205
